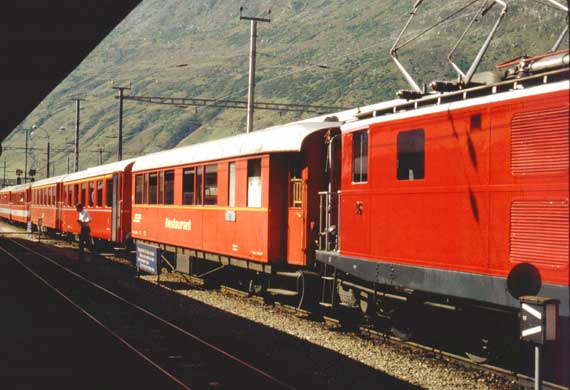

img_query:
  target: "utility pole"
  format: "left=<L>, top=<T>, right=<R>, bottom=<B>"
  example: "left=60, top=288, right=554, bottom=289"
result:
left=46, top=142, right=50, bottom=178
left=23, top=128, right=30, bottom=183
left=112, top=83, right=131, bottom=161
left=73, top=98, right=84, bottom=172
left=97, top=146, right=103, bottom=165
left=239, top=7, right=270, bottom=133
left=2, top=159, right=6, bottom=188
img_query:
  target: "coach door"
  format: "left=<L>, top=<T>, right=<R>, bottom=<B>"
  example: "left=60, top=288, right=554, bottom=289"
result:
left=287, top=158, right=306, bottom=266
left=111, top=174, right=119, bottom=242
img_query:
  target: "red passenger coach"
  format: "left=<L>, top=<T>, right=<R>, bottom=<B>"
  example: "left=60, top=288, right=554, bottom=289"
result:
left=131, top=121, right=340, bottom=274
left=30, top=175, right=65, bottom=231
left=0, top=186, right=12, bottom=220
left=9, top=183, right=31, bottom=224
left=61, top=160, right=135, bottom=243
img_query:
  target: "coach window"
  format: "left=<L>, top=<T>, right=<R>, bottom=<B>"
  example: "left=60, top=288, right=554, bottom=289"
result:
left=143, top=173, right=149, bottom=204
left=228, top=162, right=236, bottom=207
left=204, top=164, right=218, bottom=205
left=81, top=183, right=86, bottom=205
left=164, top=170, right=174, bottom=205
left=182, top=168, right=195, bottom=205
left=88, top=182, right=94, bottom=207
left=247, top=159, right=261, bottom=208
left=196, top=166, right=203, bottom=205
left=158, top=171, right=164, bottom=204
left=397, top=129, right=425, bottom=180
left=106, top=178, right=113, bottom=208
left=149, top=172, right=158, bottom=204
left=73, top=184, right=79, bottom=206
left=68, top=185, right=73, bottom=206
left=97, top=180, right=103, bottom=207
left=352, top=130, right=368, bottom=183
left=135, top=174, right=143, bottom=204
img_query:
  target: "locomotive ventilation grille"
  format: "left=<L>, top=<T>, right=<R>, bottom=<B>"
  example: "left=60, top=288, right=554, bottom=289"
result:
left=511, top=106, right=569, bottom=175
left=510, top=201, right=569, bottom=267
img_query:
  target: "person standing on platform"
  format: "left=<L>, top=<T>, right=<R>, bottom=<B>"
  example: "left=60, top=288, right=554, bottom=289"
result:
left=76, top=203, right=94, bottom=259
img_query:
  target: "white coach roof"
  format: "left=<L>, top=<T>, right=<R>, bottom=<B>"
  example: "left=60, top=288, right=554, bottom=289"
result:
left=31, top=174, right=66, bottom=188
left=63, top=159, right=136, bottom=182
left=10, top=183, right=31, bottom=192
left=133, top=121, right=341, bottom=172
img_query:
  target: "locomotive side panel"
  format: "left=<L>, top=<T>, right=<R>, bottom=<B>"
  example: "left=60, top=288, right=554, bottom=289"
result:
left=330, top=84, right=569, bottom=313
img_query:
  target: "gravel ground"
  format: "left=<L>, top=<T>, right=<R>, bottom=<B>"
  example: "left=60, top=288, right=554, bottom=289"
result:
left=0, top=222, right=517, bottom=390
left=146, top=273, right=516, bottom=390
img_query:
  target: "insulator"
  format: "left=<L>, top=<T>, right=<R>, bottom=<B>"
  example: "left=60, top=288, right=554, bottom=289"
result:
left=430, top=81, right=460, bottom=92
left=396, top=89, right=424, bottom=100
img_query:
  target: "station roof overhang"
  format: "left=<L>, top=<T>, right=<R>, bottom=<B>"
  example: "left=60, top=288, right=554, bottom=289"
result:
left=0, top=0, right=142, bottom=143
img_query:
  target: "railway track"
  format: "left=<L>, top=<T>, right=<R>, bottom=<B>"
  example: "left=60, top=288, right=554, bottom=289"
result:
left=215, top=282, right=568, bottom=390
left=0, top=236, right=294, bottom=390
left=2, top=227, right=568, bottom=389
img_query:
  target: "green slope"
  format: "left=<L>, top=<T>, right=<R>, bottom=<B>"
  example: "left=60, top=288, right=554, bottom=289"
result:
left=2, top=0, right=567, bottom=180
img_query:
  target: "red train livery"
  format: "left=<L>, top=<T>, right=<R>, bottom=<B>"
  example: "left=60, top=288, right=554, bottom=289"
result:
left=8, top=184, right=31, bottom=224
left=131, top=122, right=337, bottom=270
left=59, top=160, right=134, bottom=244
left=30, top=175, right=64, bottom=231
left=317, top=81, right=569, bottom=316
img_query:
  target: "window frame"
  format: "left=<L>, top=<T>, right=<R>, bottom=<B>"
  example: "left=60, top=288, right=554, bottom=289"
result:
left=182, top=167, right=196, bottom=205
left=396, top=128, right=425, bottom=181
left=352, top=130, right=369, bottom=184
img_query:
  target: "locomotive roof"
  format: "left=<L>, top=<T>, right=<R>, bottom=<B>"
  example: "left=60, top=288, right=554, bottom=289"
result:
left=30, top=174, right=67, bottom=188
left=132, top=121, right=342, bottom=172
left=63, top=159, right=136, bottom=182
left=0, top=186, right=13, bottom=193
left=342, top=79, right=569, bottom=133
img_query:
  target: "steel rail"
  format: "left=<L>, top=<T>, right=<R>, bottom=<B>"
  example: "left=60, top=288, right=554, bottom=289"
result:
left=2, top=237, right=295, bottom=390
left=0, top=242, right=190, bottom=390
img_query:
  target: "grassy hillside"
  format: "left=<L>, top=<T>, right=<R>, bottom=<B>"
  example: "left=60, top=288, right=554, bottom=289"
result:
left=2, top=0, right=567, bottom=179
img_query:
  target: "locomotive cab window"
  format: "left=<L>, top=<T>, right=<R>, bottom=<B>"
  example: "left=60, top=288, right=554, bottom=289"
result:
left=397, top=129, right=425, bottom=181
left=352, top=130, right=368, bottom=183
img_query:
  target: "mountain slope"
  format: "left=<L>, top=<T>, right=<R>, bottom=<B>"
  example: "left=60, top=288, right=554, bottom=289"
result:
left=3, top=0, right=567, bottom=179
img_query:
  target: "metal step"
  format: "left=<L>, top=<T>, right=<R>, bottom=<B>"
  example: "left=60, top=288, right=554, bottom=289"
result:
left=275, top=271, right=301, bottom=278
left=266, top=288, right=298, bottom=297
left=319, top=302, right=333, bottom=308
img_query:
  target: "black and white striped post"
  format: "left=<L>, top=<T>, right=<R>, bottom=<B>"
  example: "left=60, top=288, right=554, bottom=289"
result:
left=519, top=296, right=559, bottom=390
